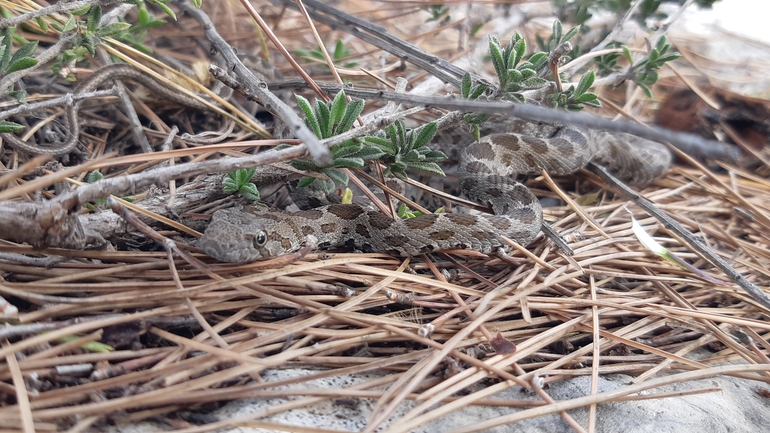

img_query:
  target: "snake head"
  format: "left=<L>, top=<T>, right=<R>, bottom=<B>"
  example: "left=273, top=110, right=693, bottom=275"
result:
left=198, top=207, right=284, bottom=263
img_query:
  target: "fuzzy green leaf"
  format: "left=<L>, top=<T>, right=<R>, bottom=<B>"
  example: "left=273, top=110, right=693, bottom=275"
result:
left=222, top=177, right=238, bottom=194
left=460, top=72, right=472, bottom=98
left=521, top=77, right=547, bottom=90
left=238, top=183, right=260, bottom=201
left=410, top=121, right=438, bottom=149
left=0, top=121, right=25, bottom=133
left=551, top=20, right=563, bottom=49
left=622, top=46, right=633, bottom=62
left=338, top=99, right=364, bottom=134
left=468, top=83, right=487, bottom=100
left=6, top=57, right=37, bottom=74
left=290, top=159, right=320, bottom=171
left=296, top=95, right=321, bottom=139
left=575, top=71, right=594, bottom=96
left=329, top=90, right=347, bottom=132
left=95, top=22, right=131, bottom=37
left=324, top=168, right=349, bottom=185
left=10, top=41, right=37, bottom=66
left=155, top=2, right=177, bottom=20
left=86, top=6, right=102, bottom=34
left=561, top=25, right=581, bottom=43
left=315, top=99, right=331, bottom=138
left=62, top=15, right=77, bottom=33
left=297, top=177, right=316, bottom=188
left=331, top=157, right=365, bottom=168
left=488, top=38, right=505, bottom=81
left=576, top=92, right=598, bottom=103
left=405, top=161, right=445, bottom=177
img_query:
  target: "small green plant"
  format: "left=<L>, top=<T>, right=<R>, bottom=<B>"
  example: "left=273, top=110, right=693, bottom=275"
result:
left=289, top=90, right=375, bottom=186
left=295, top=39, right=359, bottom=69
left=547, top=70, right=601, bottom=110
left=83, top=171, right=134, bottom=210
left=487, top=32, right=549, bottom=103
left=112, top=3, right=168, bottom=55
left=397, top=204, right=445, bottom=219
left=625, top=36, right=680, bottom=97
left=363, top=119, right=445, bottom=178
left=223, top=168, right=260, bottom=200
left=423, top=4, right=451, bottom=24
left=594, top=41, right=624, bottom=76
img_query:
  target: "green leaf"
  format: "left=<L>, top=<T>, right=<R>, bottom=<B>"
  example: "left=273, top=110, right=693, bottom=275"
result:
left=405, top=161, right=445, bottom=177
left=656, top=53, right=681, bottom=64
left=506, top=69, right=523, bottom=84
left=324, top=168, right=349, bottom=185
left=488, top=37, right=505, bottom=81
left=238, top=183, right=260, bottom=201
left=35, top=17, right=49, bottom=32
left=353, top=146, right=387, bottom=161
left=62, top=15, right=77, bottom=33
left=297, top=177, right=316, bottom=188
left=512, top=38, right=526, bottom=68
left=528, top=52, right=548, bottom=71
left=155, top=2, right=177, bottom=20
left=95, top=22, right=131, bottom=37
left=6, top=57, right=37, bottom=74
left=469, top=83, right=487, bottom=100
left=10, top=41, right=37, bottom=66
left=296, top=94, right=321, bottom=139
left=86, top=6, right=102, bottom=34
left=0, top=121, right=25, bottom=133
left=561, top=25, right=581, bottom=43
left=338, top=99, right=364, bottom=134
left=521, top=77, right=547, bottom=90
left=291, top=159, right=320, bottom=171
left=191, top=0, right=202, bottom=8
left=551, top=20, right=563, bottom=49
left=410, top=121, right=438, bottom=149
left=138, top=4, right=150, bottom=26
left=622, top=46, right=633, bottom=62
left=331, top=157, right=365, bottom=168
left=581, top=99, right=602, bottom=108
left=70, top=4, right=92, bottom=15
left=236, top=167, right=256, bottom=185
left=86, top=171, right=104, bottom=183
left=576, top=92, right=598, bottom=103
left=329, top=90, right=347, bottom=132
left=460, top=72, right=472, bottom=98
left=332, top=142, right=363, bottom=158
left=315, top=99, right=331, bottom=138
left=223, top=177, right=238, bottom=194
left=575, top=71, right=594, bottom=96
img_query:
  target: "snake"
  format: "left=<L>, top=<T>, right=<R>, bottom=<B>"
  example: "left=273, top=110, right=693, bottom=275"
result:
left=1, top=64, right=207, bottom=155
left=199, top=122, right=672, bottom=263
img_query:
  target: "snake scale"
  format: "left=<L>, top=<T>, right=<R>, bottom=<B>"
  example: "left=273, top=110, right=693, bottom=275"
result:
left=199, top=122, right=672, bottom=263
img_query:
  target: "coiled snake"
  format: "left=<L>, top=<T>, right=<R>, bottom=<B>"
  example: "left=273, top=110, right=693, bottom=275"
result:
left=199, top=122, right=671, bottom=263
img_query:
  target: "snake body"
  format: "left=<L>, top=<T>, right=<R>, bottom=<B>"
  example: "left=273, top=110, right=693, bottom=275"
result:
left=199, top=123, right=671, bottom=263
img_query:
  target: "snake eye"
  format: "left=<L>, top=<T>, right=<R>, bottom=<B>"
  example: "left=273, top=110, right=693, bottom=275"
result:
left=254, top=231, right=267, bottom=247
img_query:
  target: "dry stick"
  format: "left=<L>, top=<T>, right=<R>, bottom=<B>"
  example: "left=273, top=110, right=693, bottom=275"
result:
left=586, top=162, right=770, bottom=310
left=176, top=1, right=330, bottom=165
left=3, top=340, right=34, bottom=433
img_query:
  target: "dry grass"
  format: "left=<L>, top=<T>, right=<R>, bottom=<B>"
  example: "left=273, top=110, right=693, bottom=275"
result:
left=0, top=1, right=769, bottom=432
